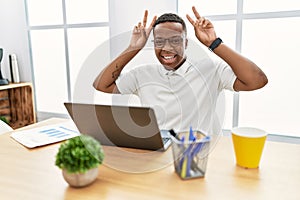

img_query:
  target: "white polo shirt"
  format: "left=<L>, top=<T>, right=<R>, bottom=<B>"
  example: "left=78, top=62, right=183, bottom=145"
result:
left=116, top=57, right=236, bottom=134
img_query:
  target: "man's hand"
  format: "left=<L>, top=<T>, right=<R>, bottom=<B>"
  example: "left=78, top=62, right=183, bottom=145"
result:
left=186, top=6, right=217, bottom=47
left=129, top=10, right=157, bottom=50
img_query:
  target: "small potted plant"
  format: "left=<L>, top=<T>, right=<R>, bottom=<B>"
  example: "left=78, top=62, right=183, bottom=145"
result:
left=55, top=135, right=104, bottom=187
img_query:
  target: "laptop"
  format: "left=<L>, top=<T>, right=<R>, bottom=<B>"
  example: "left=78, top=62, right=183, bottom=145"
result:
left=64, top=102, right=172, bottom=151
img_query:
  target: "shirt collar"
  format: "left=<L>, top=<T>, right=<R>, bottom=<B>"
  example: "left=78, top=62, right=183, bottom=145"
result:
left=159, top=59, right=192, bottom=76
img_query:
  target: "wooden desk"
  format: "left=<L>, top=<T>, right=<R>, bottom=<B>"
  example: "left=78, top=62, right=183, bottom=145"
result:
left=0, top=118, right=299, bottom=200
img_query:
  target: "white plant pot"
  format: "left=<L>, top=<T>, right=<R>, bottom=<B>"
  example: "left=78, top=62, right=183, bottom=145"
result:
left=62, top=167, right=99, bottom=187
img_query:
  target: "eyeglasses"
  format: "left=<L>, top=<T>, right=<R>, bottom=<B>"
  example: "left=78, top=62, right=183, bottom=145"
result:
left=152, top=36, right=184, bottom=48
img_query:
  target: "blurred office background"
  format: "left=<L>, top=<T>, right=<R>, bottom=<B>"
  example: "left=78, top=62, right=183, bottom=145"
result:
left=0, top=0, right=299, bottom=137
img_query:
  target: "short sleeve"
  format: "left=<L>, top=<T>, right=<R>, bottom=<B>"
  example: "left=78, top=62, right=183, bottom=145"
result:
left=215, top=58, right=236, bottom=91
left=115, top=69, right=138, bottom=94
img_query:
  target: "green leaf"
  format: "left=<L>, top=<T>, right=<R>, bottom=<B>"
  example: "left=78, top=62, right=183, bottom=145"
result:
left=55, top=135, right=105, bottom=173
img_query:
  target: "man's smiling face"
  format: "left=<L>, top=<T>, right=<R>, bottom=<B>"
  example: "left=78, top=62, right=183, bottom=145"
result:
left=153, top=22, right=187, bottom=70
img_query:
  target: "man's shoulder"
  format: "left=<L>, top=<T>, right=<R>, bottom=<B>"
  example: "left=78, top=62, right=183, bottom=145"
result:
left=137, top=63, right=160, bottom=69
left=129, top=63, right=161, bottom=73
left=187, top=57, right=214, bottom=71
left=188, top=54, right=227, bottom=72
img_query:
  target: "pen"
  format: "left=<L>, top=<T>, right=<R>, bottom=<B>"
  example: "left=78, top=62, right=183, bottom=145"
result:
left=186, top=126, right=196, bottom=177
left=190, top=136, right=211, bottom=172
left=192, top=136, right=210, bottom=155
left=180, top=126, right=196, bottom=178
left=189, top=126, right=194, bottom=141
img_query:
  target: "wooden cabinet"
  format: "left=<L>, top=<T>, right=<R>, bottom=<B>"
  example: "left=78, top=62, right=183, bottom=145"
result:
left=0, top=82, right=36, bottom=129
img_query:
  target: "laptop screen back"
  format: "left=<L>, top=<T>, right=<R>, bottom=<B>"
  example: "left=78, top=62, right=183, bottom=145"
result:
left=64, top=102, right=168, bottom=151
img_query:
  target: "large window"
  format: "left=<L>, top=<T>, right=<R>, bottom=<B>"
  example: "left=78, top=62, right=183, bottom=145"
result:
left=25, top=0, right=109, bottom=116
left=25, top=0, right=300, bottom=137
left=240, top=17, right=300, bottom=137
left=178, top=0, right=300, bottom=137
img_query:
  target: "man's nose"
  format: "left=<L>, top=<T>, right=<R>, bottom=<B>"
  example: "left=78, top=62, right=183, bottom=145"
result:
left=162, top=39, right=173, bottom=50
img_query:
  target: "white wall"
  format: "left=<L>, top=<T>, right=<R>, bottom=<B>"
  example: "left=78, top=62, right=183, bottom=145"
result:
left=0, top=0, right=32, bottom=82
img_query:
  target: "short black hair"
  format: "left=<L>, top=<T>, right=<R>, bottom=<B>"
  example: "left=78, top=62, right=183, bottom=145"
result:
left=153, top=13, right=187, bottom=35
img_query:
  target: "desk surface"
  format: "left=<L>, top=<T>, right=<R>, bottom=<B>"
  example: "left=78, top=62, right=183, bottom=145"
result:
left=0, top=118, right=299, bottom=200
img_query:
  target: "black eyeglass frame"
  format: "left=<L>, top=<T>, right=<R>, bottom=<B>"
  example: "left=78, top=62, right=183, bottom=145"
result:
left=151, top=36, right=185, bottom=48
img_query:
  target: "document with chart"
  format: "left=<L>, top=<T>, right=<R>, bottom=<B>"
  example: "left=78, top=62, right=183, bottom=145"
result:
left=10, top=121, right=80, bottom=148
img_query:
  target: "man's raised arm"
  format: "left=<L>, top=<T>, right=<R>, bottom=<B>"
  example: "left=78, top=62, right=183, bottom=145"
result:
left=186, top=6, right=268, bottom=91
left=93, top=10, right=157, bottom=93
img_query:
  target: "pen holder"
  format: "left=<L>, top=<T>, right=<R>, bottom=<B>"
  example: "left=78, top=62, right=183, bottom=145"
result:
left=171, top=131, right=210, bottom=180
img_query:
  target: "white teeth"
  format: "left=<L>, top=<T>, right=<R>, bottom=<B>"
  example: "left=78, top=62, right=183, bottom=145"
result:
left=164, top=56, right=175, bottom=60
